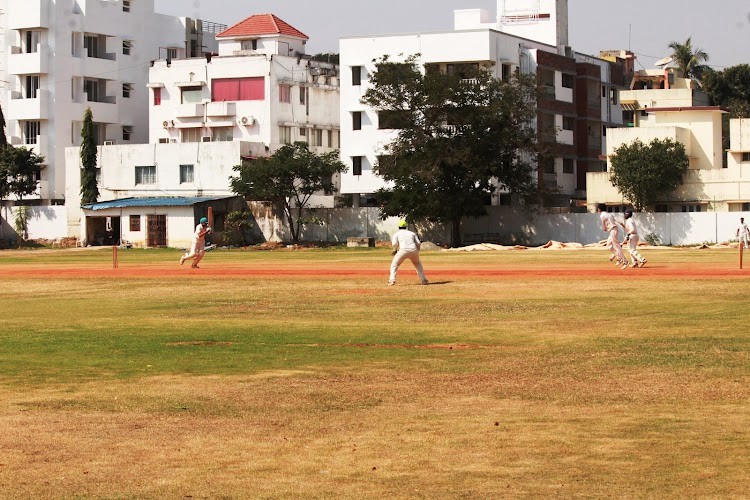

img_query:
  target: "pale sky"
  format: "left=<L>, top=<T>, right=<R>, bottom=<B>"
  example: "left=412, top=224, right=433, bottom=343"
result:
left=155, top=0, right=749, bottom=70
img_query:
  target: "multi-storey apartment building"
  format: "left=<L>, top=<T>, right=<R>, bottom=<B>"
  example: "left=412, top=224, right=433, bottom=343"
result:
left=63, top=13, right=341, bottom=247
left=339, top=0, right=625, bottom=209
left=0, top=0, right=220, bottom=206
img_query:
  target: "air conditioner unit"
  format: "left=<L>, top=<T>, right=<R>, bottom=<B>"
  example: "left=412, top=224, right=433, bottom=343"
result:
left=103, top=140, right=114, bottom=145
left=201, top=136, right=212, bottom=142
left=240, top=116, right=255, bottom=126
left=158, top=138, right=169, bottom=144
left=170, top=138, right=177, bottom=143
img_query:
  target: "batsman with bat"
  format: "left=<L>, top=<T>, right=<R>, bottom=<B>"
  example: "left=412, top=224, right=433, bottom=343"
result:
left=180, top=217, right=212, bottom=268
left=622, top=209, right=647, bottom=268
left=388, top=220, right=429, bottom=286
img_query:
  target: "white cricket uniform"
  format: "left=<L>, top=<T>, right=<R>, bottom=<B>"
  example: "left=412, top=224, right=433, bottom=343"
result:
left=389, top=229, right=428, bottom=284
left=181, top=223, right=211, bottom=267
left=624, top=218, right=646, bottom=266
left=737, top=221, right=750, bottom=247
left=600, top=211, right=625, bottom=264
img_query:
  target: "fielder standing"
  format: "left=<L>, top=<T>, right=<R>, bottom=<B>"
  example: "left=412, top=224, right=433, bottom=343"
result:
left=737, top=217, right=750, bottom=249
left=389, top=220, right=428, bottom=286
left=622, top=209, right=647, bottom=268
left=180, top=217, right=212, bottom=268
left=596, top=203, right=627, bottom=269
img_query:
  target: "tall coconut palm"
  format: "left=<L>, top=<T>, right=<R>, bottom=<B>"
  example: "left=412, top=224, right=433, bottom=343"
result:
left=668, top=37, right=709, bottom=81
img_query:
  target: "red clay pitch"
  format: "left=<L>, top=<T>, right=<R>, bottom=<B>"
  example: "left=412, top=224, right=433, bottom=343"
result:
left=0, top=262, right=746, bottom=279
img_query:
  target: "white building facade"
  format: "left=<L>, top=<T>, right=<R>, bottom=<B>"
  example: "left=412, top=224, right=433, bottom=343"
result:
left=339, top=0, right=625, bottom=208
left=0, top=0, right=220, bottom=206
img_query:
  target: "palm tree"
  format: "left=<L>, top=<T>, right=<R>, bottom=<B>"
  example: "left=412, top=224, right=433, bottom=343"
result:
left=668, top=37, right=709, bottom=81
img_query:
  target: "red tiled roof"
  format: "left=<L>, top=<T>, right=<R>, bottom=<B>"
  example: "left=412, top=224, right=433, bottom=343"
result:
left=217, top=14, right=309, bottom=40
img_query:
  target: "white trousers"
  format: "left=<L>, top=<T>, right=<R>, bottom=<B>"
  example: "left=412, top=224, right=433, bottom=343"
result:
left=607, top=228, right=625, bottom=263
left=389, top=249, right=427, bottom=284
left=182, top=241, right=206, bottom=267
left=625, top=234, right=645, bottom=265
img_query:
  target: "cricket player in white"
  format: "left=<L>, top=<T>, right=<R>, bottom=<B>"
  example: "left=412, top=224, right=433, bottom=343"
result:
left=737, top=217, right=750, bottom=248
left=180, top=217, right=212, bottom=268
left=596, top=203, right=627, bottom=269
left=389, top=220, right=428, bottom=286
left=622, top=209, right=647, bottom=268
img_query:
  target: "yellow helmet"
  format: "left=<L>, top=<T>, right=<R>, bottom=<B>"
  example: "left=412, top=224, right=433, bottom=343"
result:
left=398, top=220, right=407, bottom=229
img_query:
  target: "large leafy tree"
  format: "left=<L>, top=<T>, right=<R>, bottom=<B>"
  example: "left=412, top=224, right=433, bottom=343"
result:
left=609, top=138, right=689, bottom=211
left=668, top=37, right=709, bottom=82
left=230, top=142, right=346, bottom=242
left=0, top=146, right=44, bottom=202
left=702, top=64, right=750, bottom=118
left=361, top=55, right=540, bottom=246
left=80, top=107, right=99, bottom=205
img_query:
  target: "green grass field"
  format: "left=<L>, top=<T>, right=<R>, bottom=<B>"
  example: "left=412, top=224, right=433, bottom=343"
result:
left=0, top=247, right=748, bottom=498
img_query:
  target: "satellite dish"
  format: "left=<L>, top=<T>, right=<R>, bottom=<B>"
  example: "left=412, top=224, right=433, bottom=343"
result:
left=654, top=56, right=673, bottom=67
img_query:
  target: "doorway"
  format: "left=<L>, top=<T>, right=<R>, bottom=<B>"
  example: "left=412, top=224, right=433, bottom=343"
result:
left=146, top=214, right=167, bottom=247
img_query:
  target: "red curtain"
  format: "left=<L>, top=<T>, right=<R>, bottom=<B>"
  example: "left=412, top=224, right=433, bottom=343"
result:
left=212, top=77, right=264, bottom=101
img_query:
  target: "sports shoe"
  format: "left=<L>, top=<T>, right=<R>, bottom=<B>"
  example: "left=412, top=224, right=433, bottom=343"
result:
left=387, top=282, right=395, bottom=286
left=621, top=262, right=629, bottom=270
left=421, top=279, right=429, bottom=285
left=640, top=259, right=647, bottom=267
left=191, top=265, right=199, bottom=269
left=179, top=256, right=185, bottom=265
left=609, top=255, right=616, bottom=262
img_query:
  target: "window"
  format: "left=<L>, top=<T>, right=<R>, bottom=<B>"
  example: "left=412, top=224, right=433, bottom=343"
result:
left=123, top=0, right=131, bottom=12
left=166, top=48, right=177, bottom=60
left=153, top=87, right=161, bottom=106
left=299, top=85, right=307, bottom=105
left=279, top=126, right=292, bottom=144
left=181, top=85, right=203, bottom=103
left=446, top=63, right=479, bottom=79
left=25, top=75, right=40, bottom=99
left=279, top=84, right=291, bottom=103
left=602, top=85, right=607, bottom=98
left=742, top=153, right=750, bottom=162
left=352, top=111, right=362, bottom=130
left=24, top=121, right=40, bottom=144
left=563, top=158, right=574, bottom=174
left=212, top=77, right=264, bottom=101
left=352, top=66, right=362, bottom=86
left=562, top=116, right=575, bottom=131
left=310, top=128, right=323, bottom=147
left=122, top=83, right=133, bottom=98
left=540, top=156, right=555, bottom=174
left=562, top=73, right=575, bottom=89
left=610, top=88, right=618, bottom=105
left=179, top=164, right=194, bottom=184
left=24, top=30, right=40, bottom=53
left=501, top=63, right=512, bottom=82
left=122, top=40, right=132, bottom=55
left=181, top=128, right=202, bottom=143
left=212, top=127, right=233, bottom=142
left=135, top=166, right=156, bottom=185
left=122, top=126, right=132, bottom=141
left=158, top=138, right=169, bottom=144
left=241, top=39, right=258, bottom=51
left=83, top=35, right=99, bottom=58
left=352, top=156, right=362, bottom=176
left=83, top=78, right=99, bottom=102
left=129, top=215, right=141, bottom=232
left=327, top=130, right=336, bottom=148
left=602, top=125, right=607, bottom=137
left=298, top=127, right=307, bottom=142
left=682, top=204, right=702, bottom=213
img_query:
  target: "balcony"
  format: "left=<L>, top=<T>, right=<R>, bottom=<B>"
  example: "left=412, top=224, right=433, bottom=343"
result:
left=11, top=135, right=48, bottom=161
left=176, top=103, right=204, bottom=118
left=7, top=49, right=49, bottom=75
left=8, top=89, right=48, bottom=120
left=206, top=101, right=236, bottom=117
left=7, top=0, right=49, bottom=29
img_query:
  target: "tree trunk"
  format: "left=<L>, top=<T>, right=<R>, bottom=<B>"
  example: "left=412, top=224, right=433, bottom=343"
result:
left=283, top=202, right=298, bottom=243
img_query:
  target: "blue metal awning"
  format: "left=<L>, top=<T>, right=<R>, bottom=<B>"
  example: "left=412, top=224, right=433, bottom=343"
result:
left=82, top=196, right=236, bottom=211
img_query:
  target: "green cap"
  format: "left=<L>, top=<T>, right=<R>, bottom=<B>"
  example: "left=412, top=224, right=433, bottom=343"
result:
left=200, top=217, right=209, bottom=224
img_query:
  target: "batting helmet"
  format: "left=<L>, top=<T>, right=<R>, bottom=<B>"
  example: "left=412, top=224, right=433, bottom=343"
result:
left=200, top=217, right=209, bottom=224
left=624, top=209, right=633, bottom=219
left=398, top=220, right=407, bottom=229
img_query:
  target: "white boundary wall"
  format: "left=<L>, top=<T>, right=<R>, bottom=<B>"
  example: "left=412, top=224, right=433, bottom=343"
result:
left=1, top=205, right=745, bottom=248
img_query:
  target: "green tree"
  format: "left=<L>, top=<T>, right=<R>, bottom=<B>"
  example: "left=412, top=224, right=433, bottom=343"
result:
left=609, top=138, right=689, bottom=211
left=230, top=142, right=346, bottom=242
left=0, top=146, right=44, bottom=202
left=702, top=64, right=750, bottom=118
left=80, top=107, right=99, bottom=205
left=361, top=55, right=540, bottom=246
left=668, top=37, right=709, bottom=81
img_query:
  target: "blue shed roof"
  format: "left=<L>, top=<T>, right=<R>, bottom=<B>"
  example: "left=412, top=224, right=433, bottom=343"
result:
left=82, top=196, right=236, bottom=211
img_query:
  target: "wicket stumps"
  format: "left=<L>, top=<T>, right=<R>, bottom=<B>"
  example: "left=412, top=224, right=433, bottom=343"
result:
left=112, top=245, right=119, bottom=269
left=740, top=242, right=744, bottom=270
